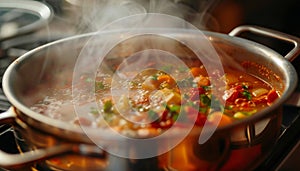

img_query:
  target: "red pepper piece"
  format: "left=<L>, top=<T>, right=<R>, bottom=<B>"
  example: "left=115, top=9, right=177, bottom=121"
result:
left=195, top=114, right=207, bottom=126
left=223, top=88, right=239, bottom=102
left=267, top=89, right=279, bottom=104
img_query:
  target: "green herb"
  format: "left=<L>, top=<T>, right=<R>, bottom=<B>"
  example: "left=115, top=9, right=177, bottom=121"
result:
left=90, top=107, right=99, bottom=115
left=200, top=94, right=211, bottom=106
left=242, top=90, right=252, bottom=100
left=225, top=105, right=233, bottom=110
left=85, top=77, right=93, bottom=83
left=103, top=113, right=113, bottom=122
left=151, top=74, right=158, bottom=80
left=103, top=100, right=113, bottom=113
left=242, top=85, right=249, bottom=89
left=95, top=81, right=105, bottom=90
left=202, top=86, right=211, bottom=91
left=168, top=104, right=181, bottom=113
left=172, top=113, right=179, bottom=121
left=199, top=107, right=208, bottom=114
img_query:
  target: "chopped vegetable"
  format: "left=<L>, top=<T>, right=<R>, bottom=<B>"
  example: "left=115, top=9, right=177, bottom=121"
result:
left=194, top=75, right=210, bottom=87
left=95, top=81, right=105, bottom=90
left=242, top=90, right=252, bottom=100
left=85, top=77, right=93, bottom=83
left=223, top=87, right=239, bottom=102
left=157, top=74, right=175, bottom=87
left=151, top=75, right=158, bottom=80
left=31, top=63, right=281, bottom=137
left=267, top=89, right=279, bottom=104
left=168, top=104, right=181, bottom=113
left=233, top=112, right=247, bottom=119
left=252, top=88, right=268, bottom=97
left=190, top=67, right=203, bottom=77
left=89, top=107, right=99, bottom=115
left=103, top=100, right=113, bottom=113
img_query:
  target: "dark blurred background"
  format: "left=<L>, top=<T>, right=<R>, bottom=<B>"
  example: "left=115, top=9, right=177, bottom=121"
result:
left=209, top=0, right=300, bottom=88
left=209, top=0, right=300, bottom=35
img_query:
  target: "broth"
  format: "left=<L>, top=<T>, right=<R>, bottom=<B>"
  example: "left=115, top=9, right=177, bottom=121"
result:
left=30, top=61, right=280, bottom=137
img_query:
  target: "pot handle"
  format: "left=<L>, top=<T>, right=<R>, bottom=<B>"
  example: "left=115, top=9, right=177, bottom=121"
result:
left=0, top=107, right=18, bottom=124
left=229, top=25, right=300, bottom=61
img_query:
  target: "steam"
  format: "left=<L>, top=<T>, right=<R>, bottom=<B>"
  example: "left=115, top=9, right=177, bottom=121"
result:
left=71, top=11, right=227, bottom=158
left=71, top=0, right=220, bottom=33
left=51, top=0, right=242, bottom=158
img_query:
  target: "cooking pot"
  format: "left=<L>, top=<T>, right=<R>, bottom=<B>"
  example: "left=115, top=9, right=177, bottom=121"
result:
left=0, top=25, right=299, bottom=171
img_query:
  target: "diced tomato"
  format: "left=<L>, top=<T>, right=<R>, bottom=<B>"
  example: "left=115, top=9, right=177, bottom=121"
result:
left=198, top=87, right=206, bottom=94
left=267, top=89, right=279, bottom=104
left=235, top=85, right=243, bottom=91
left=195, top=114, right=207, bottom=126
left=223, top=88, right=239, bottom=102
left=223, top=85, right=252, bottom=102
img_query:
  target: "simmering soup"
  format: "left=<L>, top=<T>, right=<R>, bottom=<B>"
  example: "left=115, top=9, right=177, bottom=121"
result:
left=30, top=61, right=280, bottom=137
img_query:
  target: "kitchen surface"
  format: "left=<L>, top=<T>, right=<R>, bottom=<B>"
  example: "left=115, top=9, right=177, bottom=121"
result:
left=0, top=0, right=300, bottom=170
